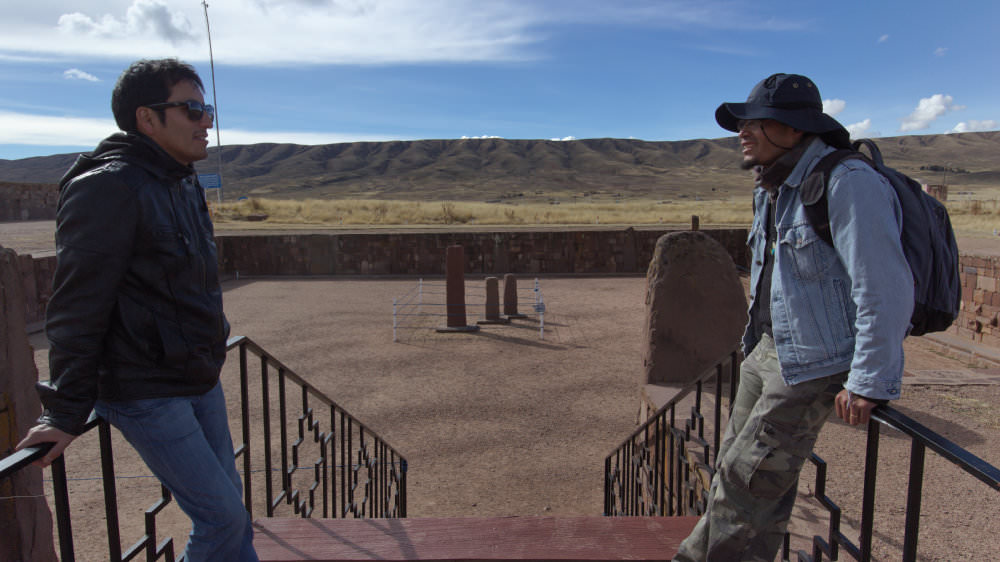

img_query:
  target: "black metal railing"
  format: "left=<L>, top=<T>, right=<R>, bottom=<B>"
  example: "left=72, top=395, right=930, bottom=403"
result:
left=603, top=349, right=1000, bottom=562
left=229, top=335, right=407, bottom=520
left=604, top=349, right=740, bottom=517
left=0, top=335, right=407, bottom=561
left=798, top=406, right=1000, bottom=562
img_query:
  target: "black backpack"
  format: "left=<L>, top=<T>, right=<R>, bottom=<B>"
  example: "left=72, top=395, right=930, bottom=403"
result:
left=800, top=139, right=961, bottom=336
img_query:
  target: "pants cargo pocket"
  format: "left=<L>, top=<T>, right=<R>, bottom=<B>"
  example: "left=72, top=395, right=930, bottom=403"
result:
left=742, top=419, right=816, bottom=499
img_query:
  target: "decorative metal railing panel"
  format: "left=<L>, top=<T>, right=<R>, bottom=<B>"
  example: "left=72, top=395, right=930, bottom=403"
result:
left=795, top=407, right=1000, bottom=562
left=0, top=335, right=407, bottom=562
left=604, top=350, right=740, bottom=517
left=230, top=336, right=407, bottom=520
left=603, top=348, right=1000, bottom=562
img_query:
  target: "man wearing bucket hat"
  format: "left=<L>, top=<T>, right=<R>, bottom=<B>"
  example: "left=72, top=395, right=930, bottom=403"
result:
left=674, top=74, right=913, bottom=561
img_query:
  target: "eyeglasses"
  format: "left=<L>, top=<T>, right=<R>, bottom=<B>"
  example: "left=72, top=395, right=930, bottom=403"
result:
left=737, top=119, right=764, bottom=132
left=146, top=100, right=215, bottom=122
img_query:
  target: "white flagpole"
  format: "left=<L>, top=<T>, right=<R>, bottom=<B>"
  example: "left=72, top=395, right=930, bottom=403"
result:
left=202, top=1, right=223, bottom=204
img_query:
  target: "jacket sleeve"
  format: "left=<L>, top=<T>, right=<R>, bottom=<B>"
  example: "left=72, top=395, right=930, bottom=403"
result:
left=37, top=168, right=138, bottom=435
left=826, top=159, right=913, bottom=401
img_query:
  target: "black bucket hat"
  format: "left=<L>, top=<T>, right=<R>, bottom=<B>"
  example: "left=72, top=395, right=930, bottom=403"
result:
left=715, top=73, right=850, bottom=147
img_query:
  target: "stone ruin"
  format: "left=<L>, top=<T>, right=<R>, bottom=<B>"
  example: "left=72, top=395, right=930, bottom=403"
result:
left=641, top=231, right=747, bottom=392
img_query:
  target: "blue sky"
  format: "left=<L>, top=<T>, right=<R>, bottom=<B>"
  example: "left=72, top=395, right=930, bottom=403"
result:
left=1, top=0, right=998, bottom=161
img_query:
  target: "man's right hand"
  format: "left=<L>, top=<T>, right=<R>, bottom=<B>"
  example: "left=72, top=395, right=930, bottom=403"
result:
left=16, top=424, right=77, bottom=468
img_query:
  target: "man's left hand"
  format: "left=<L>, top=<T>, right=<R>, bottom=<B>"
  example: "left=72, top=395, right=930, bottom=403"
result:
left=835, top=390, right=878, bottom=426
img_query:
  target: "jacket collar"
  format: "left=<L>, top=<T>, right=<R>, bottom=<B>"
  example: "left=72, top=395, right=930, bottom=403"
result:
left=60, top=132, right=194, bottom=189
left=758, top=135, right=817, bottom=192
left=781, top=136, right=834, bottom=190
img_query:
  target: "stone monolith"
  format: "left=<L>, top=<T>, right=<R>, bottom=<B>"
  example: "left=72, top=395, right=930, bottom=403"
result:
left=1, top=246, right=57, bottom=562
left=642, top=231, right=747, bottom=387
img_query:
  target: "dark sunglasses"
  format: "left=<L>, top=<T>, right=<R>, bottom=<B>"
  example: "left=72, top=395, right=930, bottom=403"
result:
left=146, top=100, right=215, bottom=122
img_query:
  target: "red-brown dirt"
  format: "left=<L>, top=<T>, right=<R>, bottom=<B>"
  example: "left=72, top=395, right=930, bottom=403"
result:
left=6, top=222, right=999, bottom=560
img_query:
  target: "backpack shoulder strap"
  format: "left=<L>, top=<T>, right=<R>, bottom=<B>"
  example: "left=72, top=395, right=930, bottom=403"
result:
left=801, top=148, right=864, bottom=247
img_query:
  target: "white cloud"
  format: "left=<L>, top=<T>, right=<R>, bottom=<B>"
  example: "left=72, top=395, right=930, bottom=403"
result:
left=461, top=135, right=504, bottom=140
left=0, top=0, right=810, bottom=66
left=58, top=0, right=196, bottom=44
left=934, top=47, right=948, bottom=57
left=878, top=34, right=889, bottom=43
left=0, top=110, right=403, bottom=149
left=0, top=111, right=117, bottom=147
left=823, top=99, right=846, bottom=116
left=846, top=118, right=874, bottom=138
left=899, top=94, right=964, bottom=132
left=64, top=68, right=100, bottom=82
left=1, top=0, right=542, bottom=65
left=948, top=120, right=999, bottom=133
left=550, top=136, right=577, bottom=141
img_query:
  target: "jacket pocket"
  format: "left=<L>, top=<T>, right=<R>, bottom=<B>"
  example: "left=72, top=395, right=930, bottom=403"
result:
left=781, top=223, right=832, bottom=281
left=107, top=295, right=163, bottom=364
left=155, top=315, right=188, bottom=366
left=739, top=419, right=817, bottom=499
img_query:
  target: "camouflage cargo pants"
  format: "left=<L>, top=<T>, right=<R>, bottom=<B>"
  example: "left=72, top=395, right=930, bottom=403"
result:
left=674, top=333, right=846, bottom=562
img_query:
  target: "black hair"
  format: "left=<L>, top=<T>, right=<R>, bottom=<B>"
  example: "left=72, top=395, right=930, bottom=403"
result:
left=111, top=58, right=204, bottom=132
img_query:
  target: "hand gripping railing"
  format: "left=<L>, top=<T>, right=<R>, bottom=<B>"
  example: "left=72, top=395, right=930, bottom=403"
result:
left=1, top=413, right=182, bottom=561
left=797, top=406, right=1000, bottom=562
left=603, top=348, right=1000, bottom=562
left=0, top=335, right=407, bottom=562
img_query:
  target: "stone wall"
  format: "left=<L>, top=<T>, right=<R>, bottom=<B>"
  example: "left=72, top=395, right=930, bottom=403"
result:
left=16, top=228, right=1000, bottom=351
left=0, top=182, right=58, bottom=221
left=14, top=254, right=56, bottom=328
left=954, top=254, right=1000, bottom=347
left=216, top=228, right=750, bottom=277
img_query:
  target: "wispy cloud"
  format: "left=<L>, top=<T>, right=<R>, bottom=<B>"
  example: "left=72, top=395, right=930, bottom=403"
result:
left=948, top=120, right=998, bottom=133
left=899, top=94, right=964, bottom=132
left=1, top=0, right=808, bottom=66
left=64, top=68, right=100, bottom=82
left=934, top=47, right=948, bottom=57
left=0, top=111, right=116, bottom=146
left=550, top=135, right=577, bottom=141
left=878, top=34, right=889, bottom=43
left=0, top=110, right=403, bottom=149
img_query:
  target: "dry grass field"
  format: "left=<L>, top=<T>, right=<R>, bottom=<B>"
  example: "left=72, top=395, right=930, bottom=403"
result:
left=213, top=192, right=1000, bottom=237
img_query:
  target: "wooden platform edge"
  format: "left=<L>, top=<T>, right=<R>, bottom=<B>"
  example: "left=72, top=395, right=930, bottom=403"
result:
left=253, top=515, right=699, bottom=561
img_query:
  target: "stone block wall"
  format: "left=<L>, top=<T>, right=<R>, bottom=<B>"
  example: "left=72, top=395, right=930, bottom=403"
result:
left=22, top=228, right=1000, bottom=351
left=2, top=247, right=55, bottom=328
left=215, top=228, right=750, bottom=277
left=954, top=254, right=1000, bottom=347
left=0, top=182, right=58, bottom=221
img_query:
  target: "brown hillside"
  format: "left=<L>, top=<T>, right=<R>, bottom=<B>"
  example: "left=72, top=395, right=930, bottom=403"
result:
left=1, top=132, right=997, bottom=202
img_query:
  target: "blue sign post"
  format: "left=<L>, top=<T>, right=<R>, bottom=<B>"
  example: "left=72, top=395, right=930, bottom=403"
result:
left=198, top=173, right=221, bottom=189
left=198, top=173, right=222, bottom=205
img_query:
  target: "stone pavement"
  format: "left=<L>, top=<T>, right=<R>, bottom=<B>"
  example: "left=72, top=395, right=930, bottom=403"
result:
left=903, top=330, right=1000, bottom=385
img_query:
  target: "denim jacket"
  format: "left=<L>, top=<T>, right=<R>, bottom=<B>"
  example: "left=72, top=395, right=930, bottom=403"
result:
left=743, top=137, right=912, bottom=400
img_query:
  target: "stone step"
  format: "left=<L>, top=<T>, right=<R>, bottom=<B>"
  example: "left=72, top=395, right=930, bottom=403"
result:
left=253, top=515, right=699, bottom=561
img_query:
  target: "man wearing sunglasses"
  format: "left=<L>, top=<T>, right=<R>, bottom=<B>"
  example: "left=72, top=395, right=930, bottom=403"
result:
left=17, top=59, right=258, bottom=561
left=673, top=74, right=912, bottom=561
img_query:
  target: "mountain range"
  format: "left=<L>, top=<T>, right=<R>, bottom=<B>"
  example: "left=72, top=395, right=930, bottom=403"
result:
left=2, top=131, right=997, bottom=202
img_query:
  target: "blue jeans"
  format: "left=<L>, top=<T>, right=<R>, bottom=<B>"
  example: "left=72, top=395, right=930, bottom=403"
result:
left=96, top=382, right=258, bottom=562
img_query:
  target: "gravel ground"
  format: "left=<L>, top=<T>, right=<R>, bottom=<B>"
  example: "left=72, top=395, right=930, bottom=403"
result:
left=7, top=221, right=999, bottom=560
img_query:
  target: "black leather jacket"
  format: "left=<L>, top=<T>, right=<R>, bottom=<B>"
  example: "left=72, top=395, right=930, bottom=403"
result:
left=37, top=133, right=229, bottom=435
